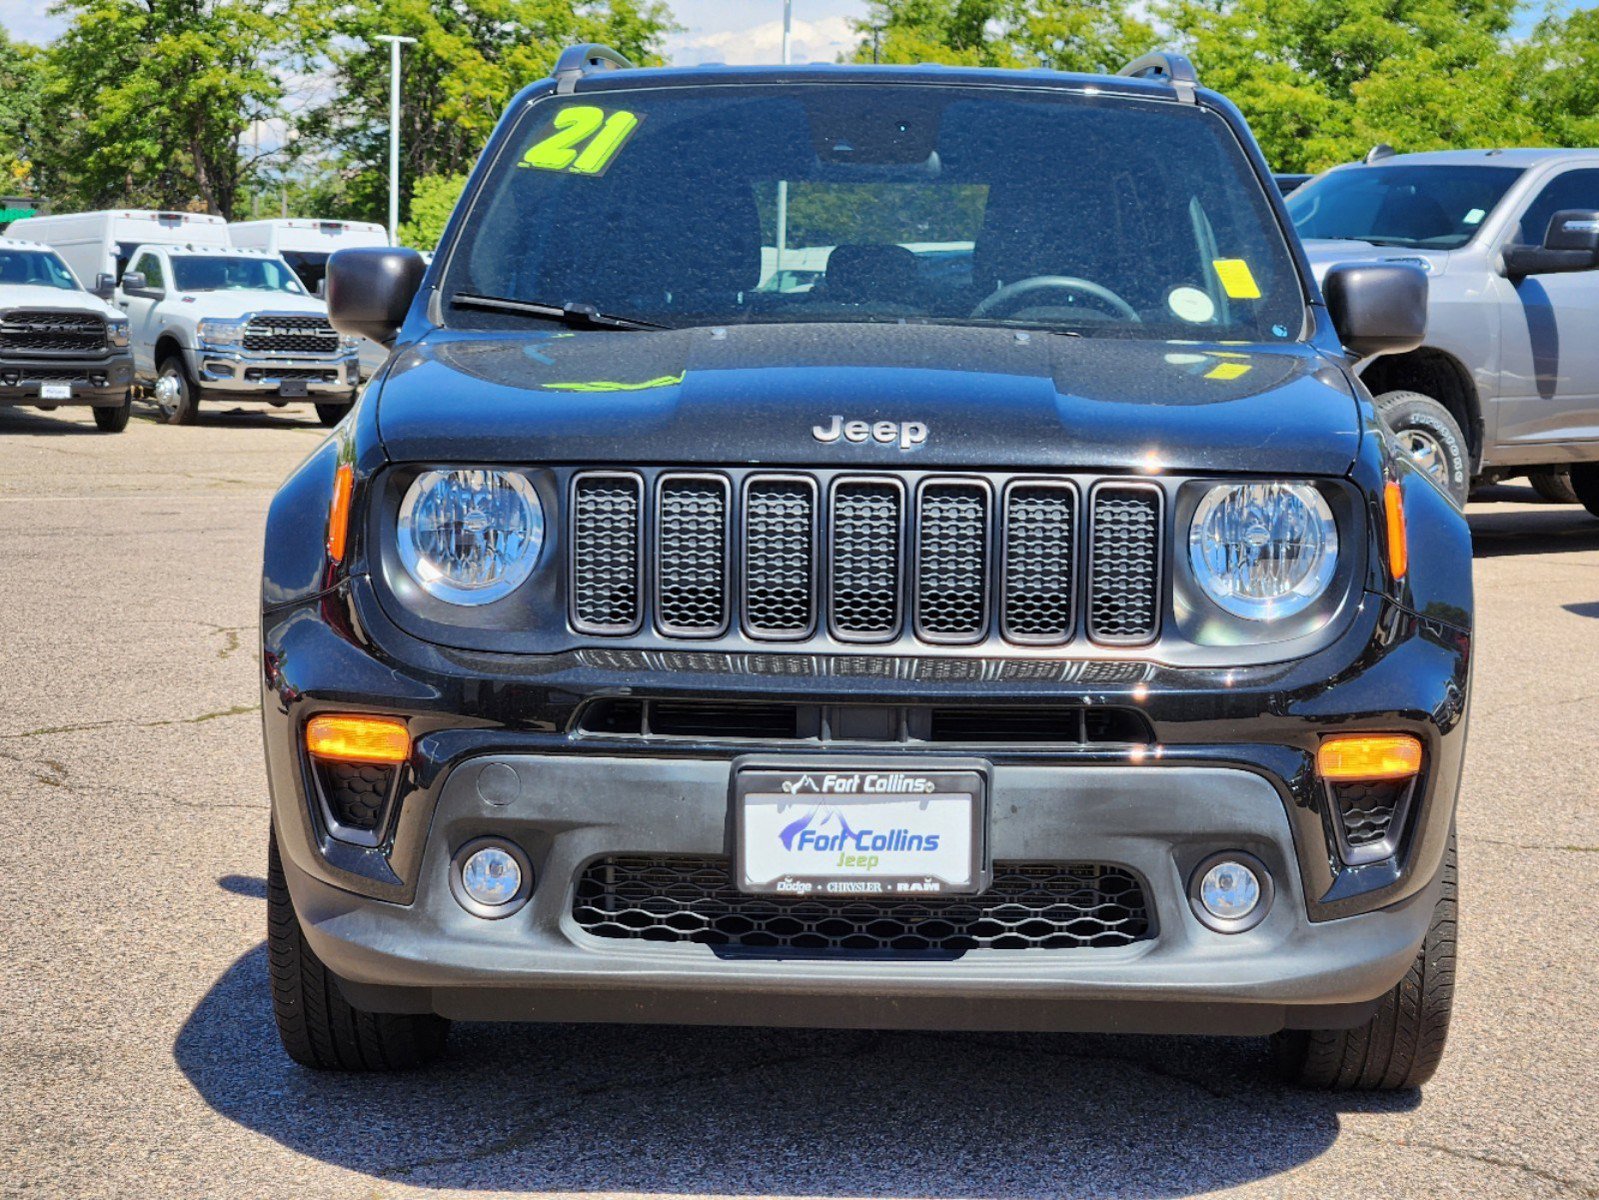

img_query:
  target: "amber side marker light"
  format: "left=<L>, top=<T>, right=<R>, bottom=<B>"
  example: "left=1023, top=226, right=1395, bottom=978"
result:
left=326, top=463, right=354, bottom=564
left=1317, top=734, right=1423, bottom=781
left=305, top=714, right=411, bottom=764
left=1384, top=480, right=1408, bottom=580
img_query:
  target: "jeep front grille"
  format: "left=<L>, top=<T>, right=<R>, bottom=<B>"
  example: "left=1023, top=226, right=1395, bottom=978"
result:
left=242, top=314, right=339, bottom=354
left=0, top=309, right=107, bottom=353
left=568, top=469, right=1165, bottom=648
left=572, top=856, right=1153, bottom=954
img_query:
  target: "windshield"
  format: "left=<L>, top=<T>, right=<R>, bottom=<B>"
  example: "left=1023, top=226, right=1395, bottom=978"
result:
left=1287, top=164, right=1523, bottom=250
left=0, top=248, right=81, bottom=291
left=442, top=84, right=1305, bottom=341
left=170, top=255, right=305, bottom=294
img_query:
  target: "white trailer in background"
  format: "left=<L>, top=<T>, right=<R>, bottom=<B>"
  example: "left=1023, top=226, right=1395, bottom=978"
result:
left=227, top=219, right=388, bottom=295
left=5, top=210, right=230, bottom=296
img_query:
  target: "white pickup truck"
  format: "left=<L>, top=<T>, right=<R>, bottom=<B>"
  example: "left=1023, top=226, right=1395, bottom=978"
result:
left=119, top=244, right=362, bottom=425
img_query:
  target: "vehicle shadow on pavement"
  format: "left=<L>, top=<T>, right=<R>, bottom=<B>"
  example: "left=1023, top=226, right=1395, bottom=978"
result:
left=176, top=943, right=1419, bottom=1197
left=0, top=408, right=111, bottom=435
left=1468, top=508, right=1599, bottom=557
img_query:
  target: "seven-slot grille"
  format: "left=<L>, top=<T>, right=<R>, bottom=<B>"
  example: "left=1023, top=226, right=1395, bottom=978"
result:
left=569, top=470, right=1164, bottom=647
left=0, top=309, right=106, bottom=353
left=242, top=314, right=339, bottom=354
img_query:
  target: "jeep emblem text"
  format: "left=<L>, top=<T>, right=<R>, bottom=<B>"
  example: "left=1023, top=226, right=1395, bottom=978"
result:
left=812, top=415, right=929, bottom=450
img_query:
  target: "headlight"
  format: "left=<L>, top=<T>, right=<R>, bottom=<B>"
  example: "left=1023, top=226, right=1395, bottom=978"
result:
left=1188, top=482, right=1337, bottom=620
left=397, top=469, right=544, bottom=604
left=106, top=319, right=130, bottom=348
left=196, top=319, right=245, bottom=346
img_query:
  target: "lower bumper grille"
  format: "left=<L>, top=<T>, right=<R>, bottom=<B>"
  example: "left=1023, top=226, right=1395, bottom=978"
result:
left=572, top=856, right=1152, bottom=954
left=1329, top=778, right=1414, bottom=865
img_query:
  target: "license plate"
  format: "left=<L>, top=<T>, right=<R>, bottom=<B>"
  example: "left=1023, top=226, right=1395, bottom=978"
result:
left=40, top=382, right=71, bottom=400
left=735, top=763, right=987, bottom=896
left=278, top=380, right=308, bottom=398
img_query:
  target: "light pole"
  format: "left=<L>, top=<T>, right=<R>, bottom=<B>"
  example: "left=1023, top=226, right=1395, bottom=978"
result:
left=774, top=0, right=793, bottom=281
left=374, top=34, right=417, bottom=247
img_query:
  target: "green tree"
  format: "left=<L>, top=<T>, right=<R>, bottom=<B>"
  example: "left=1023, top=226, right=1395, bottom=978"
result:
left=397, top=172, right=468, bottom=249
left=852, top=0, right=1157, bottom=75
left=0, top=29, right=46, bottom=194
left=35, top=0, right=316, bottom=217
left=303, top=0, right=677, bottom=228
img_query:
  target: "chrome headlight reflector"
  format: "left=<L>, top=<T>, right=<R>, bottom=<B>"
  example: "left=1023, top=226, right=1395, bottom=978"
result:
left=1188, top=482, right=1337, bottom=621
left=196, top=318, right=246, bottom=346
left=106, top=317, right=130, bottom=348
left=397, top=469, right=544, bottom=605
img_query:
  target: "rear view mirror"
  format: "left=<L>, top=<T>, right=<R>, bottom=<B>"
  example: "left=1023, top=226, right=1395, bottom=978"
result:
left=119, top=271, right=146, bottom=292
left=1502, top=209, right=1599, bottom=279
left=1322, top=262, right=1428, bottom=359
left=93, top=272, right=116, bottom=300
left=326, top=247, right=426, bottom=345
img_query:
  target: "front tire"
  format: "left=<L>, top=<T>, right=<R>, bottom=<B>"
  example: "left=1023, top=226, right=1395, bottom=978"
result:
left=93, top=395, right=132, bottom=433
left=268, top=826, right=450, bottom=1070
left=154, top=356, right=199, bottom=425
left=1528, top=469, right=1579, bottom=505
left=1374, top=390, right=1470, bottom=508
left=1568, top=464, right=1599, bottom=519
left=315, top=401, right=352, bottom=427
left=1272, top=829, right=1457, bottom=1090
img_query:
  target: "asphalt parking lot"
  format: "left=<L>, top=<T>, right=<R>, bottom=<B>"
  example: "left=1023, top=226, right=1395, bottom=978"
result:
left=1, top=402, right=1596, bottom=1200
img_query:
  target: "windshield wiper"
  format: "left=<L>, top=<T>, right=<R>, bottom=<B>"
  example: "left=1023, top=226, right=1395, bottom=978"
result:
left=451, top=292, right=669, bottom=330
left=1317, top=235, right=1421, bottom=248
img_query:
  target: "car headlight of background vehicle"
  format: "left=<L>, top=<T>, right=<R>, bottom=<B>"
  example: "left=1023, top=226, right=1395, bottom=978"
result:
left=1188, top=481, right=1337, bottom=621
left=397, top=469, right=544, bottom=604
left=196, top=318, right=246, bottom=346
left=106, top=318, right=130, bottom=348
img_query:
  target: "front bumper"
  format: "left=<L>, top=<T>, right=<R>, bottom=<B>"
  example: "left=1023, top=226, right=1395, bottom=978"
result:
left=263, top=583, right=1470, bottom=1033
left=194, top=347, right=358, bottom=394
left=0, top=351, right=133, bottom=404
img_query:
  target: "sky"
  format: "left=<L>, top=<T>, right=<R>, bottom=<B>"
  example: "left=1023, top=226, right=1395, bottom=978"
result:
left=0, top=0, right=874, bottom=62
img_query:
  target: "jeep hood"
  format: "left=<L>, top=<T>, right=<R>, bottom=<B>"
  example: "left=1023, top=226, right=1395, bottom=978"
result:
left=375, top=323, right=1362, bottom=475
left=1300, top=239, right=1449, bottom=285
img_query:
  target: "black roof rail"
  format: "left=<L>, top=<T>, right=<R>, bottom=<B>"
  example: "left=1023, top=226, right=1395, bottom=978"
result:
left=1116, top=51, right=1198, bottom=103
left=553, top=43, right=636, bottom=94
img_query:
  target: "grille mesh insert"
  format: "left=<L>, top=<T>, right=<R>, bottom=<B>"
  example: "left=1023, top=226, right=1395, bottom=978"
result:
left=744, top=479, right=815, bottom=636
left=1004, top=483, right=1076, bottom=643
left=243, top=314, right=339, bottom=354
left=1332, top=779, right=1411, bottom=862
left=916, top=483, right=988, bottom=640
left=317, top=762, right=393, bottom=832
left=571, top=474, right=642, bottom=633
left=573, top=856, right=1152, bottom=953
left=657, top=476, right=729, bottom=634
left=1088, top=486, right=1162, bottom=643
left=830, top=481, right=902, bottom=638
left=0, top=309, right=106, bottom=353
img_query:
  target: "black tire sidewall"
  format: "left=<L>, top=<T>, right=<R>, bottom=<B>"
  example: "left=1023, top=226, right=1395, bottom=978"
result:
left=93, top=397, right=131, bottom=432
left=1374, top=391, right=1470, bottom=508
left=157, top=357, right=198, bottom=425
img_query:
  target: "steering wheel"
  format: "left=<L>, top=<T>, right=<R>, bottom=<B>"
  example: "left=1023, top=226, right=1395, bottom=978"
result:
left=971, top=275, right=1141, bottom=322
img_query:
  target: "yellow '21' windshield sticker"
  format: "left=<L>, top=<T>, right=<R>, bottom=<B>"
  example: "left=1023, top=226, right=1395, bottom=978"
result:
left=1211, top=258, right=1262, bottom=300
left=521, top=106, right=641, bottom=176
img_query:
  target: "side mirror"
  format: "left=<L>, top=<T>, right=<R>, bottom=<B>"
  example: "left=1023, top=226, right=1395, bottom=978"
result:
left=119, top=271, right=147, bottom=293
left=93, top=273, right=116, bottom=300
left=1502, top=209, right=1599, bottom=279
left=1323, top=262, right=1428, bottom=359
left=326, top=247, right=426, bottom=345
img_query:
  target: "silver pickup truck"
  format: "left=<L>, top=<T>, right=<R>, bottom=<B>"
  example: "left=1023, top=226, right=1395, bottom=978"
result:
left=1287, top=148, right=1599, bottom=510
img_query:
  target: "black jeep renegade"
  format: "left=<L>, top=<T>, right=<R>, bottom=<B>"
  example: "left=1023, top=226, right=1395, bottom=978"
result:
left=260, top=46, right=1471, bottom=1089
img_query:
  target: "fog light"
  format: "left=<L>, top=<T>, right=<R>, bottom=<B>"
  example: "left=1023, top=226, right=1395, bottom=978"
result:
left=1189, top=851, right=1272, bottom=933
left=449, top=838, right=532, bottom=918
left=462, top=847, right=520, bottom=905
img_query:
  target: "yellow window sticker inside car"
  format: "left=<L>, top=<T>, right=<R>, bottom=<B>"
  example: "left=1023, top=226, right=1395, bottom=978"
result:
left=1211, top=259, right=1262, bottom=300
left=1205, top=361, right=1252, bottom=381
left=522, top=106, right=641, bottom=176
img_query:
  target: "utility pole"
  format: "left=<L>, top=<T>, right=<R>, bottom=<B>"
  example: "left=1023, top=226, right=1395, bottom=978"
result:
left=375, top=34, right=418, bottom=247
left=774, top=0, right=793, bottom=283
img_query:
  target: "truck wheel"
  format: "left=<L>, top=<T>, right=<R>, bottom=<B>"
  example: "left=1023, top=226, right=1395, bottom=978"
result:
left=1569, top=464, right=1599, bottom=519
left=154, top=356, right=200, bottom=425
left=93, top=395, right=132, bottom=433
left=315, top=401, right=351, bottom=427
left=1528, top=469, right=1579, bottom=504
left=1272, top=828, right=1456, bottom=1090
left=267, top=826, right=450, bottom=1070
left=1374, top=391, right=1469, bottom=508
